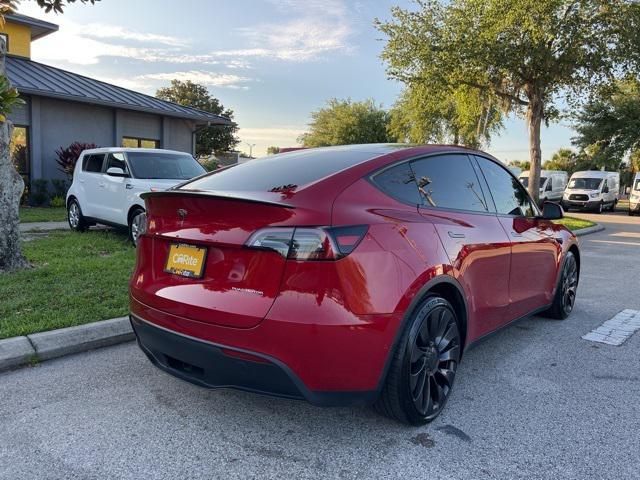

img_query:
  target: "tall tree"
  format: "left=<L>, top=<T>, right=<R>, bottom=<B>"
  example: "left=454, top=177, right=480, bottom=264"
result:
left=0, top=0, right=97, bottom=272
left=543, top=147, right=594, bottom=175
left=388, top=83, right=503, bottom=148
left=298, top=98, right=391, bottom=147
left=376, top=0, right=640, bottom=203
left=573, top=77, right=640, bottom=171
left=156, top=80, right=238, bottom=156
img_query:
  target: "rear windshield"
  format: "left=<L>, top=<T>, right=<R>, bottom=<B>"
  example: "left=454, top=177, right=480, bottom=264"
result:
left=568, top=178, right=602, bottom=190
left=520, top=176, right=546, bottom=188
left=181, top=148, right=388, bottom=192
left=127, top=152, right=205, bottom=180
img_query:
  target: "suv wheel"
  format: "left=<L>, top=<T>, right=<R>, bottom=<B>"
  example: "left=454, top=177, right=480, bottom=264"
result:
left=543, top=251, right=579, bottom=320
left=596, top=202, right=603, bottom=214
left=129, top=208, right=146, bottom=246
left=67, top=199, right=88, bottom=232
left=375, top=296, right=461, bottom=425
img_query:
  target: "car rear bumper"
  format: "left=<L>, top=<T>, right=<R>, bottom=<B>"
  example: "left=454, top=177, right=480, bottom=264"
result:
left=129, top=296, right=397, bottom=406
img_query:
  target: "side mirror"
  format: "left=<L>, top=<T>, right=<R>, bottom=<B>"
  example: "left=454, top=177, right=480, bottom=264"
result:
left=602, top=186, right=609, bottom=194
left=106, top=167, right=128, bottom=177
left=542, top=201, right=563, bottom=220
left=546, top=182, right=552, bottom=192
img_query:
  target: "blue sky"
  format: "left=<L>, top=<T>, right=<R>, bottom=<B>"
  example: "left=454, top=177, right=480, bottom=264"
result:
left=18, top=0, right=575, bottom=158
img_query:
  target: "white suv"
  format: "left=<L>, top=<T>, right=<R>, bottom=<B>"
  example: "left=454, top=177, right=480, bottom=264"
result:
left=66, top=148, right=206, bottom=244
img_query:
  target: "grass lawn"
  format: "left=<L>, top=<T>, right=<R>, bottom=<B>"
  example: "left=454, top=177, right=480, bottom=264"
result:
left=554, top=216, right=597, bottom=231
left=0, top=230, right=135, bottom=339
left=20, top=206, right=68, bottom=223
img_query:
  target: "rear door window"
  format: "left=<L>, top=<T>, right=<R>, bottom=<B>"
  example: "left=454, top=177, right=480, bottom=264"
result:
left=105, top=153, right=127, bottom=173
left=83, top=154, right=105, bottom=173
left=410, top=154, right=489, bottom=213
left=371, top=162, right=421, bottom=205
left=475, top=156, right=536, bottom=217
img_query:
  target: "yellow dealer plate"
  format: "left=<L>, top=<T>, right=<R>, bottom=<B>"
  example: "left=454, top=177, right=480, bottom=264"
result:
left=164, top=243, right=207, bottom=279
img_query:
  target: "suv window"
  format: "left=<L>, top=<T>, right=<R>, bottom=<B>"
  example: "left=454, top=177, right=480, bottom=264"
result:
left=105, top=153, right=127, bottom=173
left=83, top=154, right=105, bottom=173
left=475, top=156, right=536, bottom=217
left=371, top=162, right=421, bottom=205
left=410, top=154, right=488, bottom=212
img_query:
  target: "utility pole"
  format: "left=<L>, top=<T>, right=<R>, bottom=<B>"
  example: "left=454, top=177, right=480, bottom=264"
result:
left=246, top=143, right=256, bottom=158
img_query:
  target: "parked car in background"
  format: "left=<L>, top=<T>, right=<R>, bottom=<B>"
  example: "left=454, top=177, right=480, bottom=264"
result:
left=129, top=144, right=580, bottom=425
left=66, top=148, right=206, bottom=244
left=630, top=172, right=640, bottom=216
left=562, top=170, right=620, bottom=213
left=519, top=170, right=568, bottom=204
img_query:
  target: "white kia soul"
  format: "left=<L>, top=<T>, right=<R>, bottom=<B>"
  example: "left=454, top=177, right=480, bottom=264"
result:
left=66, top=147, right=206, bottom=244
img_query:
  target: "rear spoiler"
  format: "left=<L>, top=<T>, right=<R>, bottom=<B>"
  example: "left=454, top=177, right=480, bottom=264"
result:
left=140, top=189, right=295, bottom=209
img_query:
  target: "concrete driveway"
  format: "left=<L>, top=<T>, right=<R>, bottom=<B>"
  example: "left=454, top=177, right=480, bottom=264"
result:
left=1, top=213, right=639, bottom=480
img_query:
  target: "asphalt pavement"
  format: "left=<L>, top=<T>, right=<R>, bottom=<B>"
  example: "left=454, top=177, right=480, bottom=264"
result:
left=1, top=212, right=639, bottom=480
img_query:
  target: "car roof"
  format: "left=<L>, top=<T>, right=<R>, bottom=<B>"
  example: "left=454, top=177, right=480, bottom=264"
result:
left=571, top=170, right=617, bottom=178
left=81, top=147, right=190, bottom=155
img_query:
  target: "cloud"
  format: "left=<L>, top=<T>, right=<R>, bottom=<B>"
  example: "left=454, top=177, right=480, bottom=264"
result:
left=81, top=24, right=187, bottom=47
left=139, top=71, right=252, bottom=89
left=210, top=0, right=356, bottom=62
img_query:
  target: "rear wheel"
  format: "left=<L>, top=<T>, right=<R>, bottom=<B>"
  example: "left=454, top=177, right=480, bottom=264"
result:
left=129, top=208, right=146, bottom=246
left=67, top=199, right=88, bottom=232
left=544, top=251, right=579, bottom=320
left=375, top=296, right=461, bottom=425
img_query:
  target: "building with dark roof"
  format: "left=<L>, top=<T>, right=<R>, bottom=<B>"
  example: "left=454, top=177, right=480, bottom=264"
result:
left=1, top=13, right=232, bottom=186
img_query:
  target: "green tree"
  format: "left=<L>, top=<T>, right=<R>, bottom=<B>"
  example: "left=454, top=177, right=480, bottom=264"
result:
left=0, top=0, right=97, bottom=272
left=508, top=160, right=531, bottom=172
left=298, top=98, right=391, bottom=147
left=376, top=0, right=640, bottom=203
left=388, top=83, right=503, bottom=148
left=156, top=80, right=238, bottom=156
left=542, top=148, right=593, bottom=175
left=573, top=77, right=640, bottom=171
left=266, top=146, right=280, bottom=155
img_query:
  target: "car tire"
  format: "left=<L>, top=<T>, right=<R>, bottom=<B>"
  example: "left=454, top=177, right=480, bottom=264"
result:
left=128, top=208, right=146, bottom=246
left=543, top=251, right=579, bottom=320
left=374, top=295, right=461, bottom=425
left=596, top=202, right=603, bottom=214
left=67, top=199, right=88, bottom=232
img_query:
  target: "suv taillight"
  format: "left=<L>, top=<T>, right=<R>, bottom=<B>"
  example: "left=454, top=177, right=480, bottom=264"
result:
left=245, top=225, right=368, bottom=260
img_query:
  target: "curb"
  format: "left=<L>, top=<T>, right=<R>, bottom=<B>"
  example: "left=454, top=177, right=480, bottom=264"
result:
left=574, top=224, right=605, bottom=237
left=0, top=316, right=133, bottom=372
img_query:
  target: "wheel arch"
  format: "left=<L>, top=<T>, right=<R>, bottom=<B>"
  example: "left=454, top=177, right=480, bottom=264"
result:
left=127, top=204, right=145, bottom=225
left=375, top=274, right=469, bottom=394
left=66, top=195, right=78, bottom=209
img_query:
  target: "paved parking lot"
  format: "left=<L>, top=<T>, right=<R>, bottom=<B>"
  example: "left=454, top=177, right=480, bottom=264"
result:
left=1, top=212, right=639, bottom=480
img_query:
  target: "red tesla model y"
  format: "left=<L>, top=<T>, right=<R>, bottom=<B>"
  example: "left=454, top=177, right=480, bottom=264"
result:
left=130, top=144, right=579, bottom=425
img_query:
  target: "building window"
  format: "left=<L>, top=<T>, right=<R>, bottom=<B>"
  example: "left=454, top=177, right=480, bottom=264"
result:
left=0, top=33, right=8, bottom=51
left=122, top=137, right=159, bottom=149
left=10, top=125, right=29, bottom=186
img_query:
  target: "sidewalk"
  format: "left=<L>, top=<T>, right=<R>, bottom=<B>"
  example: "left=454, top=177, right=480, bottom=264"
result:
left=19, top=221, right=68, bottom=232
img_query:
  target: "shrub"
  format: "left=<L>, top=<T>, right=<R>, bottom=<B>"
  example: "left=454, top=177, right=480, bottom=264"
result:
left=55, top=142, right=98, bottom=180
left=50, top=179, right=69, bottom=198
left=29, top=179, right=49, bottom=206
left=50, top=196, right=66, bottom=208
left=199, top=158, right=219, bottom=172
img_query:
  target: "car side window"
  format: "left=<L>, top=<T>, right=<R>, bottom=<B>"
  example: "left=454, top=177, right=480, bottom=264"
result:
left=410, top=154, right=489, bottom=213
left=371, top=162, right=421, bottom=205
left=82, top=154, right=105, bottom=173
left=105, top=153, right=127, bottom=173
left=475, top=156, right=536, bottom=217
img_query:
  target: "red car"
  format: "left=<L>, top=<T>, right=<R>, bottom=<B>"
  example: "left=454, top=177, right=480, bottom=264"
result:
left=130, top=144, right=579, bottom=425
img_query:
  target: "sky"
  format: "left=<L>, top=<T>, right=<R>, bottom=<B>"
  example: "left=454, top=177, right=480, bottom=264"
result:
left=16, top=0, right=576, bottom=159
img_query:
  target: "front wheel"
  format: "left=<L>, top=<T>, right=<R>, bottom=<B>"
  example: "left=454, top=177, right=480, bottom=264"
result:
left=596, top=202, right=603, bottom=214
left=67, top=199, right=88, bottom=232
left=129, top=208, right=146, bottom=246
left=375, top=296, right=461, bottom=425
left=543, top=251, right=579, bottom=320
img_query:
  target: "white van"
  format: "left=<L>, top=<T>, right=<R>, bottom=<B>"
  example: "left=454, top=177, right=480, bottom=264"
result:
left=629, top=172, right=640, bottom=216
left=562, top=170, right=620, bottom=213
left=519, top=170, right=568, bottom=204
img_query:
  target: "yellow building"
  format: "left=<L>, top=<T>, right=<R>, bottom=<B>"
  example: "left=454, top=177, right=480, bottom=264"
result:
left=0, top=12, right=58, bottom=58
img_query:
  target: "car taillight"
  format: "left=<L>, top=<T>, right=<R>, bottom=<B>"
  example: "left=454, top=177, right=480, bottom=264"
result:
left=244, top=225, right=368, bottom=260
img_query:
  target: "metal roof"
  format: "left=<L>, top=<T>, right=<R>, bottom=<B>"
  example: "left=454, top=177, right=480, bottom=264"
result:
left=4, top=13, right=58, bottom=40
left=5, top=55, right=233, bottom=125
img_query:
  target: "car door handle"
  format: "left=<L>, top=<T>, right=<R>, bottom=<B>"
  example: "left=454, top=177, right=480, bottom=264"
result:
left=448, top=231, right=466, bottom=238
left=98, top=182, right=106, bottom=188
left=126, top=184, right=133, bottom=189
